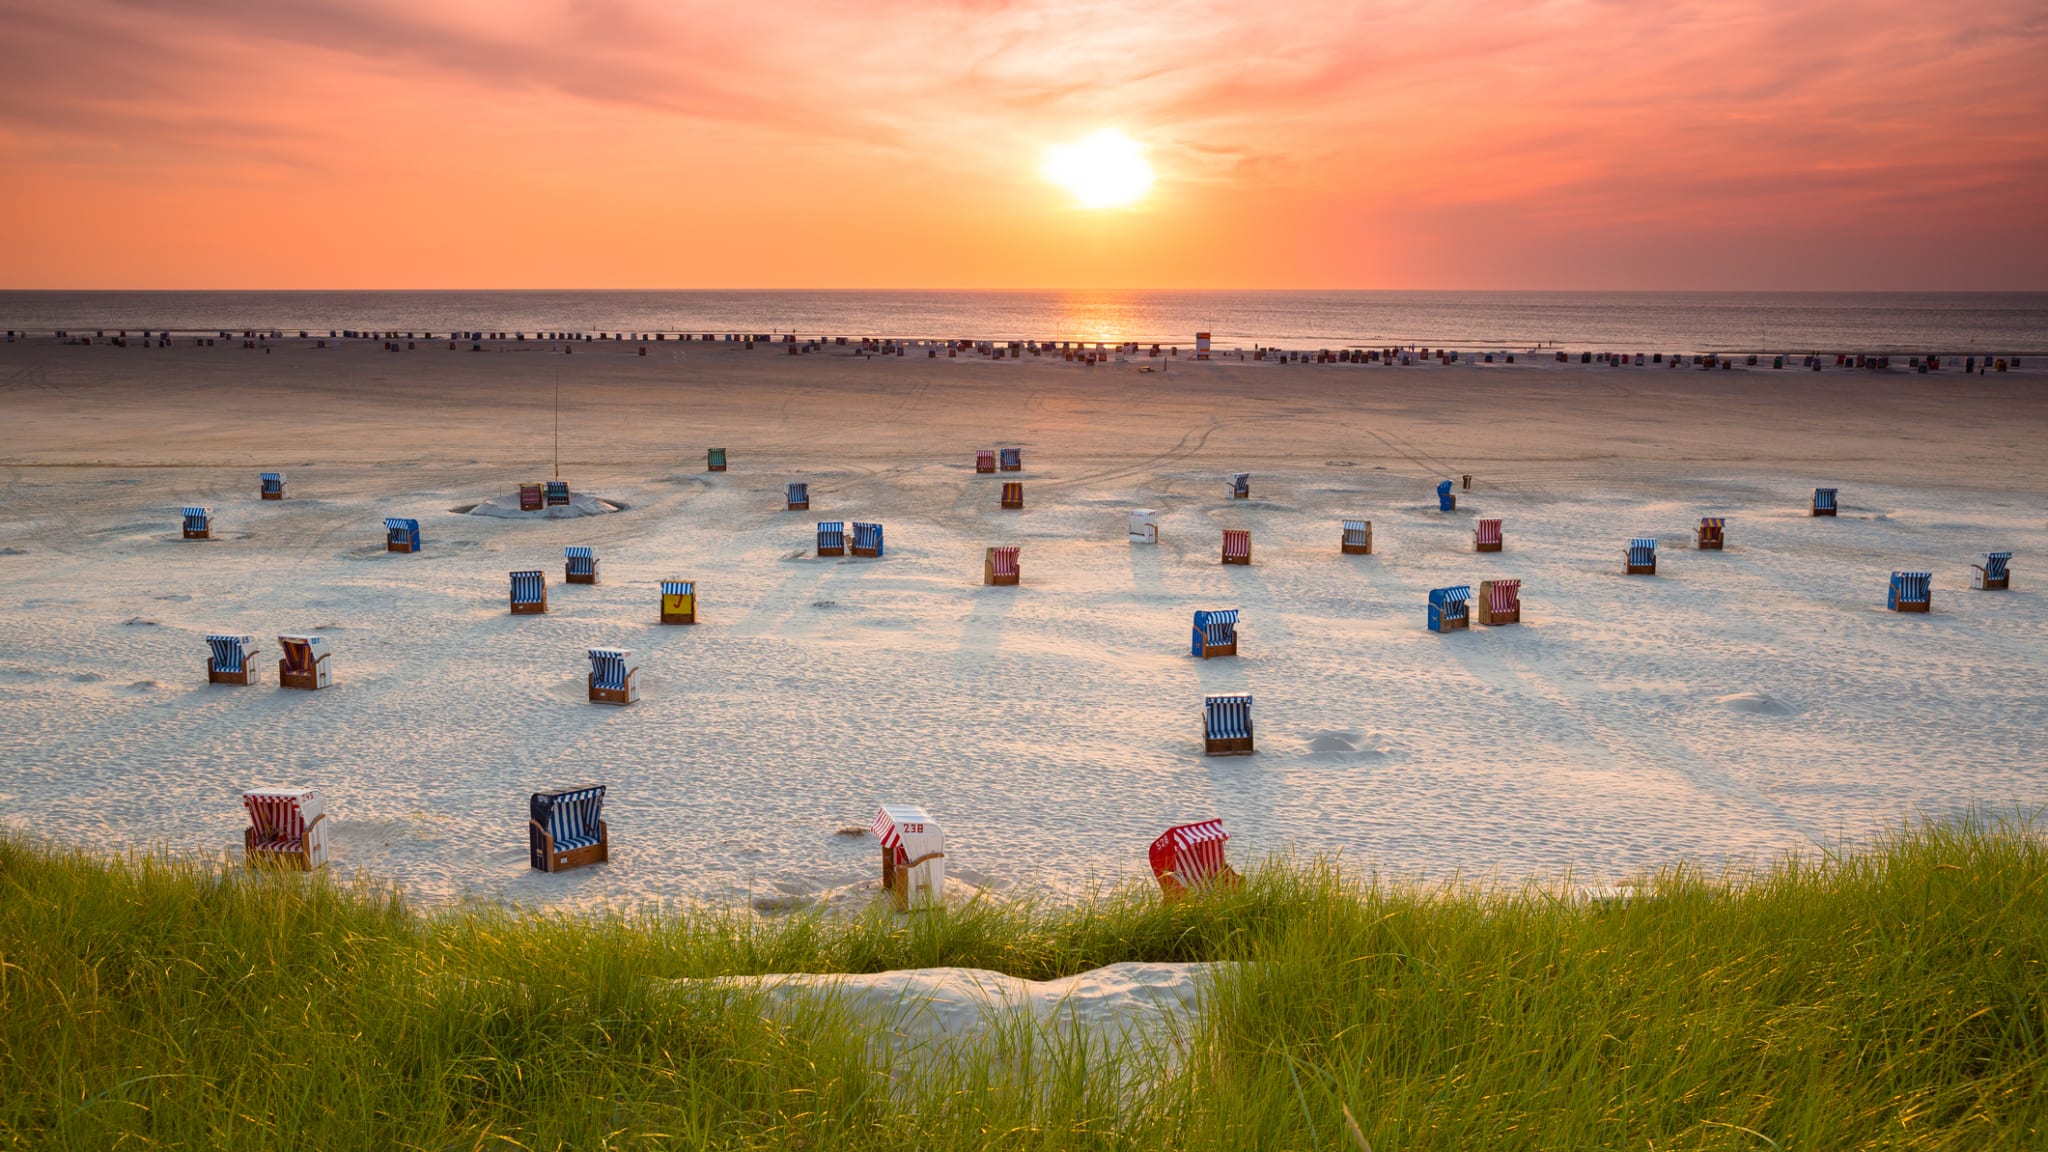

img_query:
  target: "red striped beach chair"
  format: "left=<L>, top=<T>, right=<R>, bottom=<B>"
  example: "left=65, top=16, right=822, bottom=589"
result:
left=1475, top=519, right=1503, bottom=552
left=278, top=634, right=332, bottom=689
left=205, top=634, right=260, bottom=685
left=976, top=450, right=996, bottom=474
left=1475, top=579, right=1521, bottom=625
left=510, top=570, right=547, bottom=615
left=873, top=805, right=946, bottom=911
left=242, top=788, right=328, bottom=870
left=1000, top=481, right=1023, bottom=509
left=1149, top=819, right=1241, bottom=902
left=520, top=483, right=544, bottom=512
left=1698, top=517, right=1725, bottom=550
left=1222, top=529, right=1251, bottom=565
left=984, top=546, right=1019, bottom=586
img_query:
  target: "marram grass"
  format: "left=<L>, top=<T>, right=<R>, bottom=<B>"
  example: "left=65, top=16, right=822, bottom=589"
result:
left=1, top=820, right=2043, bottom=1150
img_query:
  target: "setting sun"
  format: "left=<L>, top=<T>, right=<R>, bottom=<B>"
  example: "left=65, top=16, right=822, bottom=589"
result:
left=1040, top=129, right=1155, bottom=210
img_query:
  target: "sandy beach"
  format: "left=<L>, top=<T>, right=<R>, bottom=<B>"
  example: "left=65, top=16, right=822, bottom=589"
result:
left=2, top=338, right=2043, bottom=908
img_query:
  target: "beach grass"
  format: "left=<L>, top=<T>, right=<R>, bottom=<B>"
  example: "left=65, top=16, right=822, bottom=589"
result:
left=2, top=820, right=2043, bottom=1150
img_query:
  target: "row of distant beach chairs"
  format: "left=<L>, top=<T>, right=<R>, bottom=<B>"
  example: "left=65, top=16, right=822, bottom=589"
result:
left=236, top=787, right=1238, bottom=907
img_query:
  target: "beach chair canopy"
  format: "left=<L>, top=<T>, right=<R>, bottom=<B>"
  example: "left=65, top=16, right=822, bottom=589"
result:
left=1980, top=552, right=2012, bottom=579
left=787, top=482, right=808, bottom=502
left=1437, top=480, right=1453, bottom=498
left=817, top=521, right=845, bottom=548
left=1700, top=517, right=1726, bottom=529
left=1476, top=519, right=1503, bottom=545
left=384, top=517, right=417, bottom=532
left=1487, top=580, right=1521, bottom=613
left=587, top=648, right=637, bottom=690
left=205, top=634, right=256, bottom=673
left=987, top=546, right=1019, bottom=576
left=872, top=804, right=942, bottom=863
left=1342, top=519, right=1369, bottom=535
left=243, top=788, right=323, bottom=851
left=510, top=570, right=545, bottom=604
left=1814, top=487, right=1838, bottom=510
left=260, top=472, right=284, bottom=491
left=1192, top=609, right=1239, bottom=655
left=1204, top=694, right=1253, bottom=740
left=1629, top=538, right=1657, bottom=565
left=660, top=580, right=695, bottom=597
left=565, top=545, right=596, bottom=575
left=182, top=506, right=211, bottom=526
left=1149, top=819, right=1231, bottom=889
left=531, top=785, right=606, bottom=853
left=278, top=634, right=329, bottom=671
left=1430, top=586, right=1471, bottom=610
left=852, top=522, right=884, bottom=555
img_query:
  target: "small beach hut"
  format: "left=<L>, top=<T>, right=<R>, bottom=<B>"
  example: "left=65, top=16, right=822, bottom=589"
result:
left=1627, top=537, right=1657, bottom=575
left=1812, top=488, right=1838, bottom=516
left=1129, top=509, right=1159, bottom=544
left=976, top=450, right=996, bottom=474
left=519, top=483, right=544, bottom=512
left=1698, top=517, right=1726, bottom=550
left=1972, top=552, right=2011, bottom=591
left=1428, top=586, right=1471, bottom=632
left=852, top=522, right=885, bottom=558
left=1437, top=480, right=1456, bottom=511
left=1000, top=482, right=1023, bottom=509
left=1222, top=529, right=1251, bottom=565
left=510, top=570, right=547, bottom=615
left=1000, top=448, right=1022, bottom=472
left=1230, top=473, right=1250, bottom=499
left=1475, top=519, right=1503, bottom=552
left=1191, top=609, right=1239, bottom=658
left=816, top=521, right=846, bottom=556
left=587, top=648, right=640, bottom=705
left=707, top=448, right=727, bottom=472
left=1149, top=819, right=1240, bottom=901
left=1887, top=571, right=1932, bottom=613
left=659, top=581, right=696, bottom=624
left=1203, top=693, right=1255, bottom=756
left=529, top=785, right=608, bottom=873
left=1462, top=474, right=1472, bottom=491
left=546, top=480, right=571, bottom=507
left=242, top=788, right=328, bottom=871
left=205, top=634, right=260, bottom=685
left=182, top=506, right=213, bottom=540
left=277, top=635, right=332, bottom=690
left=385, top=517, right=420, bottom=553
left=786, top=482, right=809, bottom=511
left=1475, top=580, right=1521, bottom=626
left=564, top=546, right=598, bottom=584
left=872, top=804, right=946, bottom=911
left=983, top=546, right=1020, bottom=585
left=260, top=472, right=286, bottom=500
left=1342, top=519, right=1372, bottom=555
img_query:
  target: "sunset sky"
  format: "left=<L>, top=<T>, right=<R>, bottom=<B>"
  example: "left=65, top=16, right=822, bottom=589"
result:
left=1, top=0, right=2043, bottom=290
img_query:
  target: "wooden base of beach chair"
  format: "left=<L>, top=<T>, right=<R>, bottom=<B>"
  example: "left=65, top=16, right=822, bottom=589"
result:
left=1889, top=600, right=1930, bottom=613
left=388, top=542, right=415, bottom=553
left=565, top=572, right=596, bottom=585
left=511, top=598, right=547, bottom=615
left=788, top=500, right=809, bottom=511
left=883, top=850, right=947, bottom=912
left=207, top=661, right=256, bottom=685
left=1476, top=541, right=1501, bottom=553
left=1230, top=492, right=1248, bottom=500
left=532, top=821, right=609, bottom=873
left=1432, top=616, right=1469, bottom=633
left=245, top=822, right=324, bottom=871
left=589, top=678, right=637, bottom=705
left=852, top=545, right=880, bottom=558
left=1474, top=604, right=1520, bottom=626
left=261, top=492, right=284, bottom=501
left=1000, top=464, right=1020, bottom=472
left=985, top=572, right=1018, bottom=586
left=1204, top=732, right=1255, bottom=756
left=1697, top=533, right=1723, bottom=550
left=660, top=610, right=696, bottom=625
left=1971, top=571, right=2008, bottom=590
left=817, top=544, right=845, bottom=557
left=183, top=527, right=211, bottom=540
left=708, top=463, right=726, bottom=472
left=279, top=663, right=328, bottom=690
left=1341, top=542, right=1372, bottom=555
left=1442, top=498, right=1456, bottom=511
left=1222, top=552, right=1250, bottom=566
left=1199, top=641, right=1237, bottom=659
left=1811, top=508, right=1835, bottom=517
left=1001, top=496, right=1023, bottom=509
left=977, top=464, right=995, bottom=474
left=1626, top=561, right=1656, bottom=575
left=1157, top=864, right=1242, bottom=904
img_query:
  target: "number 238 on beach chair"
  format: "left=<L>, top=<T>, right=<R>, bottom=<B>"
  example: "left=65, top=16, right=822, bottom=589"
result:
left=1437, top=480, right=1456, bottom=511
left=1203, top=693, right=1254, bottom=756
left=1475, top=579, right=1521, bottom=625
left=1627, top=537, right=1657, bottom=575
left=587, top=648, right=640, bottom=705
left=1698, top=517, right=1726, bottom=550
left=243, top=788, right=328, bottom=870
left=205, top=634, right=260, bottom=685
left=984, top=546, right=1019, bottom=585
left=278, top=634, right=332, bottom=689
left=1192, top=609, right=1239, bottom=658
left=816, top=521, right=846, bottom=557
left=1428, top=586, right=1471, bottom=632
left=529, top=785, right=608, bottom=873
left=1888, top=571, right=1931, bottom=613
left=1812, top=488, right=1838, bottom=516
left=1475, top=519, right=1503, bottom=553
left=1972, top=552, right=2011, bottom=591
left=873, top=804, right=946, bottom=911
left=260, top=472, right=285, bottom=500
left=660, top=581, right=696, bottom=624
left=510, top=570, right=547, bottom=614
left=564, top=546, right=599, bottom=584
left=182, top=506, right=213, bottom=540
left=1342, top=519, right=1372, bottom=555
left=1149, top=819, right=1241, bottom=902
left=1221, top=529, right=1251, bottom=565
left=385, top=517, right=420, bottom=553
left=787, top=482, right=809, bottom=511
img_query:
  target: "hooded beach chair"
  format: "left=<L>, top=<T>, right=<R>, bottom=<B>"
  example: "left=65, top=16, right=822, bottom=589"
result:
left=1475, top=519, right=1503, bottom=552
left=976, top=450, right=996, bottom=474
left=984, top=546, right=1019, bottom=585
left=872, top=804, right=946, bottom=912
left=816, top=521, right=846, bottom=556
left=546, top=480, right=570, bottom=507
left=510, top=570, right=547, bottom=615
left=1192, top=609, right=1239, bottom=658
left=587, top=647, right=640, bottom=705
left=1222, top=529, right=1251, bottom=565
left=659, top=581, right=696, bottom=624
left=385, top=517, right=420, bottom=553
left=520, top=483, right=544, bottom=512
left=1230, top=473, right=1250, bottom=499
left=277, top=634, right=332, bottom=689
left=182, top=506, right=213, bottom=540
left=1972, top=552, right=2011, bottom=591
left=564, top=546, right=598, bottom=584
left=1342, top=519, right=1373, bottom=555
left=1462, top=474, right=1472, bottom=491
left=706, top=447, right=727, bottom=472
left=1000, top=482, right=1023, bottom=509
left=529, top=785, right=608, bottom=873
left=1428, top=586, right=1471, bottom=632
left=1812, top=488, right=1838, bottom=516
left=1888, top=571, right=1931, bottom=613
left=1437, top=480, right=1456, bottom=511
left=999, top=447, right=1022, bottom=471
left=205, top=634, right=260, bottom=685
left=1149, top=819, right=1241, bottom=902
left=260, top=472, right=285, bottom=500
left=242, top=788, right=328, bottom=870
left=1476, top=579, right=1521, bottom=625
left=1203, top=693, right=1255, bottom=756
left=787, top=481, right=809, bottom=511
left=1627, top=537, right=1657, bottom=575
left=1129, top=508, right=1159, bottom=544
left=852, top=521, right=885, bottom=558
left=1698, top=517, right=1726, bottom=550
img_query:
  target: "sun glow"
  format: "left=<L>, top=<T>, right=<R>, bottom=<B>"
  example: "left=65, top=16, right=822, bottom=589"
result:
left=1040, top=129, right=1155, bottom=210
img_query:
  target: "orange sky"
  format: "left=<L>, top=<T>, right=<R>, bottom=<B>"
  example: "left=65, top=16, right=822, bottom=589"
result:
left=1, top=0, right=2043, bottom=290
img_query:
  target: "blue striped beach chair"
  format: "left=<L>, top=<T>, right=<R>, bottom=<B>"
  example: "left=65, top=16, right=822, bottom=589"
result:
left=545, top=480, right=570, bottom=507
left=587, top=648, right=640, bottom=704
left=564, top=546, right=598, bottom=584
left=510, top=570, right=547, bottom=615
left=1192, top=609, right=1239, bottom=658
left=385, top=517, right=420, bottom=553
left=1627, top=537, right=1657, bottom=575
left=852, top=521, right=884, bottom=558
left=1428, top=586, right=1471, bottom=632
left=1698, top=517, right=1726, bottom=550
left=1230, top=473, right=1250, bottom=499
left=816, top=521, right=846, bottom=556
left=787, top=481, right=809, bottom=511
left=660, top=580, right=696, bottom=624
left=999, top=447, right=1022, bottom=471
left=706, top=447, right=727, bottom=472
left=1341, top=519, right=1372, bottom=555
left=1973, top=551, right=2011, bottom=591
left=278, top=634, right=332, bottom=690
left=205, top=634, right=260, bottom=685
left=1888, top=571, right=1931, bottom=613
left=1812, top=487, right=1838, bottom=516
left=260, top=472, right=285, bottom=500
left=1437, top=480, right=1456, bottom=511
left=529, top=785, right=608, bottom=872
left=1203, top=693, right=1254, bottom=756
left=182, top=506, right=213, bottom=539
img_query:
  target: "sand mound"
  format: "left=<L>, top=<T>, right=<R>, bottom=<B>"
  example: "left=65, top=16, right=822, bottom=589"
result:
left=1715, top=692, right=1793, bottom=715
left=1307, top=730, right=1359, bottom=753
left=466, top=491, right=619, bottom=518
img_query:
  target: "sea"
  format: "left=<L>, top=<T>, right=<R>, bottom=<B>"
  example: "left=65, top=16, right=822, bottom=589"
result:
left=2, top=290, right=2044, bottom=355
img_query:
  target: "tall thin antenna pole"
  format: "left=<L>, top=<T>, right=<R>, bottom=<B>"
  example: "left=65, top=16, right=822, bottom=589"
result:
left=553, top=370, right=561, bottom=479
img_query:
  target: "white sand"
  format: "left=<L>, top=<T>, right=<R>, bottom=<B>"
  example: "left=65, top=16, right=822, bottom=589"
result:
left=1, top=340, right=2044, bottom=909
